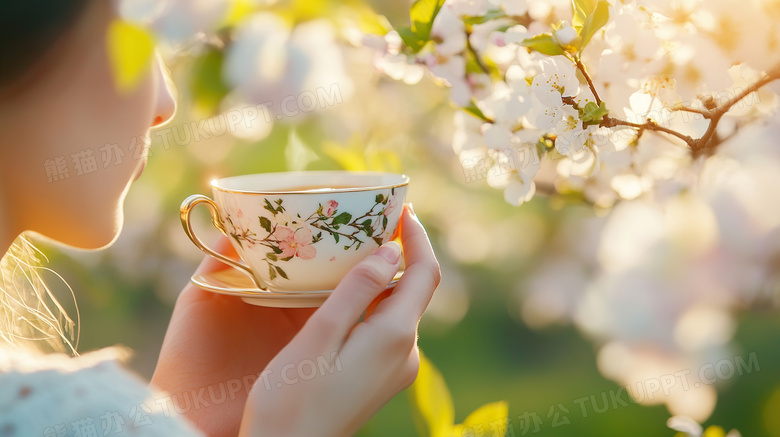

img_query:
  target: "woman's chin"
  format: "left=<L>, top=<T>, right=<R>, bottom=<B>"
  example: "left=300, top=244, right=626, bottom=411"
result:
left=32, top=215, right=123, bottom=251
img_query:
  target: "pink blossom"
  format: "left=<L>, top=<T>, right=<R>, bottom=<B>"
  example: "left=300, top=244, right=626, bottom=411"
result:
left=323, top=200, right=338, bottom=217
left=275, top=226, right=316, bottom=260
left=383, top=193, right=399, bottom=217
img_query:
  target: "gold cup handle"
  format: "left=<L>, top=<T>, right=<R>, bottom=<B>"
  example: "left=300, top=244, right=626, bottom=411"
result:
left=180, top=194, right=266, bottom=290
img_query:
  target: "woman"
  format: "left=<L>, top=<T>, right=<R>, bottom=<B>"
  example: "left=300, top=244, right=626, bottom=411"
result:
left=0, top=1, right=441, bottom=436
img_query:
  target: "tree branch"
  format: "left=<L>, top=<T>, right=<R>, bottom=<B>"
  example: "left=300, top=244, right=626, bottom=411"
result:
left=575, top=56, right=602, bottom=105
left=600, top=116, right=696, bottom=146
left=692, top=65, right=780, bottom=150
left=574, top=57, right=780, bottom=152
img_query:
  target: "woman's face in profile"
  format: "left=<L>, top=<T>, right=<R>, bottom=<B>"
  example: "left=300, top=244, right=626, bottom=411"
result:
left=0, top=1, right=175, bottom=250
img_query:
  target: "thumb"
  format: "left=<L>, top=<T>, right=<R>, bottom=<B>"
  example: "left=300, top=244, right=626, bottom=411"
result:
left=308, top=241, right=402, bottom=342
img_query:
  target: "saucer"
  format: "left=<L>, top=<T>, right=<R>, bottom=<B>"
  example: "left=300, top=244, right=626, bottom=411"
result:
left=191, top=268, right=404, bottom=308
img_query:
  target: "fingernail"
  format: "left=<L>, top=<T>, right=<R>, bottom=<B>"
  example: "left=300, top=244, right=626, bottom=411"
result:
left=374, top=241, right=402, bottom=264
left=407, top=203, right=416, bottom=216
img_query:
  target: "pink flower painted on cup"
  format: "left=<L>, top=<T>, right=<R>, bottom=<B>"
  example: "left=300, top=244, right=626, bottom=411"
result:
left=323, top=200, right=339, bottom=217
left=383, top=193, right=399, bottom=217
left=226, top=191, right=400, bottom=282
left=275, top=226, right=317, bottom=260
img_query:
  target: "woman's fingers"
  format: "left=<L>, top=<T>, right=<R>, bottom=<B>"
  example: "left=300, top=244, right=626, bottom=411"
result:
left=307, top=241, right=402, bottom=344
left=365, top=288, right=393, bottom=318
left=375, top=205, right=441, bottom=321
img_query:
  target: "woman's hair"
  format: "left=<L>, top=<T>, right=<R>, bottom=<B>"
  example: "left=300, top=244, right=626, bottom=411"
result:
left=0, top=235, right=80, bottom=354
left=0, top=0, right=92, bottom=85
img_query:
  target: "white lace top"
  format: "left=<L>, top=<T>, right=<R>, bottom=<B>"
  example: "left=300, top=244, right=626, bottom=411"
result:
left=0, top=347, right=203, bottom=436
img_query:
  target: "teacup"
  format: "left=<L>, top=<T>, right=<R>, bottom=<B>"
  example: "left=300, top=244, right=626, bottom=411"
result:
left=181, top=171, right=409, bottom=292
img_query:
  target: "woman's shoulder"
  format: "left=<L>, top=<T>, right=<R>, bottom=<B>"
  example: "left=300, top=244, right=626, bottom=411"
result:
left=0, top=346, right=204, bottom=436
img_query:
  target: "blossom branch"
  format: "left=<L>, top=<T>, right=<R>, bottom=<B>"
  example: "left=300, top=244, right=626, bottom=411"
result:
left=692, top=64, right=780, bottom=150
left=574, top=56, right=602, bottom=105
left=574, top=55, right=780, bottom=151
left=600, top=116, right=696, bottom=146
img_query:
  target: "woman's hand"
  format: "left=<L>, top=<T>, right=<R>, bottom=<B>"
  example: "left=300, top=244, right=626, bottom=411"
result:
left=239, top=205, right=441, bottom=437
left=151, top=238, right=318, bottom=437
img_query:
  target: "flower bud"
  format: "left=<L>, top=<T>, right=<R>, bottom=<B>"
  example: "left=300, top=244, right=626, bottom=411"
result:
left=554, top=21, right=578, bottom=46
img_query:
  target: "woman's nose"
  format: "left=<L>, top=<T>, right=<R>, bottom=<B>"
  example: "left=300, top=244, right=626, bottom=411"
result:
left=151, top=55, right=176, bottom=127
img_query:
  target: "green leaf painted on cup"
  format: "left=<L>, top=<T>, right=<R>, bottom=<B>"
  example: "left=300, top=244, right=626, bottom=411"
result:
left=259, top=216, right=272, bottom=233
left=266, top=252, right=277, bottom=261
left=264, top=199, right=277, bottom=215
left=332, top=212, right=352, bottom=226
left=268, top=264, right=277, bottom=280
left=275, top=266, right=288, bottom=279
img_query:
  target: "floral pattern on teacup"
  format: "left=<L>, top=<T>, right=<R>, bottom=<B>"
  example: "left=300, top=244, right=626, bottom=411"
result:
left=224, top=188, right=398, bottom=281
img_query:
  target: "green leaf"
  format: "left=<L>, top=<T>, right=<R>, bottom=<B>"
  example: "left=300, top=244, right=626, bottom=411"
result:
left=365, top=223, right=374, bottom=237
left=397, top=25, right=425, bottom=52
left=332, top=212, right=352, bottom=226
left=577, top=0, right=610, bottom=51
left=375, top=193, right=385, bottom=204
left=579, top=100, right=609, bottom=124
left=231, top=234, right=243, bottom=249
left=272, top=245, right=283, bottom=254
left=520, top=33, right=565, bottom=56
left=275, top=266, right=289, bottom=279
left=397, top=0, right=446, bottom=53
left=408, top=352, right=454, bottom=437
left=331, top=232, right=340, bottom=243
left=266, top=252, right=278, bottom=262
left=372, top=236, right=384, bottom=246
left=462, top=103, right=492, bottom=122
left=456, top=401, right=509, bottom=437
left=383, top=216, right=388, bottom=229
left=259, top=216, right=272, bottom=233
left=409, top=0, right=446, bottom=43
left=268, top=264, right=277, bottom=280
left=572, top=0, right=599, bottom=29
left=463, top=9, right=506, bottom=25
